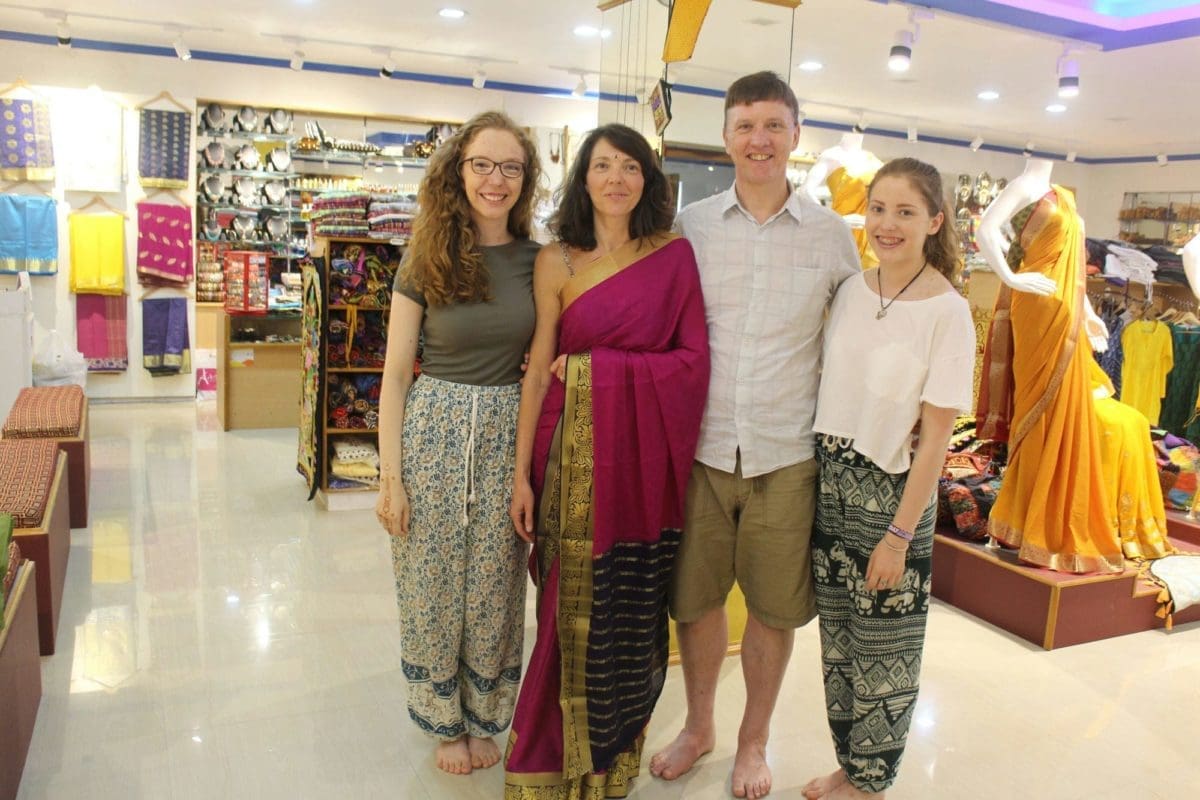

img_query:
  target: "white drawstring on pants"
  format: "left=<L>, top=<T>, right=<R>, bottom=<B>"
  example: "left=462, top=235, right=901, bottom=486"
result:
left=461, top=392, right=479, bottom=526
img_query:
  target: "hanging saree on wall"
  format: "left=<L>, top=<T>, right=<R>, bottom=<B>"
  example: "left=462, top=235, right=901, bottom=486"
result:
left=136, top=202, right=193, bottom=285
left=76, top=293, right=128, bottom=372
left=69, top=211, right=125, bottom=295
left=504, top=235, right=709, bottom=800
left=0, top=97, right=55, bottom=182
left=0, top=194, right=57, bottom=274
left=142, top=297, right=191, bottom=376
left=138, top=109, right=191, bottom=189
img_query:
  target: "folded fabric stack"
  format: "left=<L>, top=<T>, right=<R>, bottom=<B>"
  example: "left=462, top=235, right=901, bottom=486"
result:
left=327, top=373, right=382, bottom=430
left=328, top=243, right=398, bottom=308
left=312, top=192, right=370, bottom=238
left=329, top=437, right=380, bottom=489
left=1, top=512, right=21, bottom=630
left=326, top=312, right=387, bottom=368
left=367, top=193, right=417, bottom=241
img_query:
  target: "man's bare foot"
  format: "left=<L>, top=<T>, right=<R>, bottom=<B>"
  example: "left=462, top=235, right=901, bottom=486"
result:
left=731, top=742, right=772, bottom=799
left=435, top=737, right=473, bottom=775
left=649, top=728, right=715, bottom=780
left=802, top=768, right=847, bottom=799
left=825, top=778, right=882, bottom=799
left=467, top=735, right=501, bottom=769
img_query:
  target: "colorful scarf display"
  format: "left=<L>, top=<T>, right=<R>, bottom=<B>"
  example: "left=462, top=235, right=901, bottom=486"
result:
left=326, top=373, right=381, bottom=430
left=142, top=297, right=191, bottom=375
left=312, top=192, right=369, bottom=238
left=328, top=242, right=398, bottom=308
left=0, top=194, right=57, bottom=274
left=0, top=97, right=55, bottom=181
left=69, top=212, right=125, bottom=295
left=76, top=294, right=128, bottom=372
left=138, top=109, right=191, bottom=189
left=136, top=202, right=193, bottom=285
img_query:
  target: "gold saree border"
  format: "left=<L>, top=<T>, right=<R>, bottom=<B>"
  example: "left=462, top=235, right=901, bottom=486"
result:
left=558, top=352, right=595, bottom=778
left=505, top=731, right=643, bottom=800
left=138, top=177, right=189, bottom=189
left=988, top=518, right=1124, bottom=574
left=560, top=234, right=680, bottom=315
left=0, top=166, right=55, bottom=181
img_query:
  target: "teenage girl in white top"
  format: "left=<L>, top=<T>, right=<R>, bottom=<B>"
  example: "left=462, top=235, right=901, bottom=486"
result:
left=803, top=157, right=975, bottom=799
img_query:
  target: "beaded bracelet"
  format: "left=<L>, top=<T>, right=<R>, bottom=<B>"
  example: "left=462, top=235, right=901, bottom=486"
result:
left=887, top=523, right=914, bottom=542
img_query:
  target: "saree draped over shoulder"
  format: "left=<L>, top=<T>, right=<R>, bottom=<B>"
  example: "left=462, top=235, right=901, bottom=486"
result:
left=504, top=236, right=709, bottom=800
left=981, top=187, right=1122, bottom=574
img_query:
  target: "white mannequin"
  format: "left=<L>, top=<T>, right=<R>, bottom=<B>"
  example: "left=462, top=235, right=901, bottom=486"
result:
left=1183, top=233, right=1200, bottom=302
left=803, top=132, right=882, bottom=228
left=975, top=158, right=1058, bottom=296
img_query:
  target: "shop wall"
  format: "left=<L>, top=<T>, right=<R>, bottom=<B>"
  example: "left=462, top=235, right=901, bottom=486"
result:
left=1078, top=160, right=1200, bottom=241
left=0, top=40, right=597, bottom=400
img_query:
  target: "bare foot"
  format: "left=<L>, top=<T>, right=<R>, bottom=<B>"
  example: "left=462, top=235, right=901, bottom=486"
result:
left=649, top=728, right=715, bottom=780
left=802, top=768, right=847, bottom=799
left=467, top=735, right=501, bottom=769
left=435, top=737, right=473, bottom=775
left=825, top=779, right=882, bottom=800
left=731, top=742, right=771, bottom=799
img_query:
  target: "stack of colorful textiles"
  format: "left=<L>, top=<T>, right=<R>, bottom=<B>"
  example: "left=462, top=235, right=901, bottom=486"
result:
left=327, top=243, right=399, bottom=308
left=327, top=373, right=381, bottom=430
left=1153, top=431, right=1200, bottom=512
left=312, top=192, right=370, bottom=238
left=329, top=437, right=380, bottom=489
left=366, top=193, right=416, bottom=240
left=326, top=310, right=387, bottom=368
left=135, top=202, right=194, bottom=286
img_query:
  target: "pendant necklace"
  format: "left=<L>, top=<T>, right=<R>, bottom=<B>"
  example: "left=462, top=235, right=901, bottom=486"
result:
left=876, top=262, right=928, bottom=320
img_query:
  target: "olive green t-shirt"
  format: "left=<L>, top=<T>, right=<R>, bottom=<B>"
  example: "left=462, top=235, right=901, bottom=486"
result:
left=394, top=239, right=538, bottom=386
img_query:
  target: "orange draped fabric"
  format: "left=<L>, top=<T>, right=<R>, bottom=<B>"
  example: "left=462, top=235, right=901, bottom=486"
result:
left=984, top=187, right=1123, bottom=573
left=826, top=166, right=879, bottom=270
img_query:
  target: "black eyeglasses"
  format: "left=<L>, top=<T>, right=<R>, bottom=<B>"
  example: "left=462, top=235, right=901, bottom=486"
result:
left=461, top=156, right=525, bottom=179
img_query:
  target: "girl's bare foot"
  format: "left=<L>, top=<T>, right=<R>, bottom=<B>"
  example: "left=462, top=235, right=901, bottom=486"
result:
left=435, top=737, right=473, bottom=775
left=467, top=735, right=501, bottom=769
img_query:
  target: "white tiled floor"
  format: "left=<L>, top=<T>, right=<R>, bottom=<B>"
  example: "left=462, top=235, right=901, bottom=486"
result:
left=15, top=401, right=1200, bottom=799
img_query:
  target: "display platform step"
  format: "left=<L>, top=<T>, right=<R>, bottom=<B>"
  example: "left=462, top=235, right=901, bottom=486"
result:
left=1165, top=510, right=1200, bottom=547
left=317, top=487, right=378, bottom=512
left=932, top=530, right=1200, bottom=650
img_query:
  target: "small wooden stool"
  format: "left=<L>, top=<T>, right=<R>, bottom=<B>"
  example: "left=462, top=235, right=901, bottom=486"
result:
left=0, top=440, right=70, bottom=655
left=2, top=385, right=90, bottom=529
left=0, top=562, right=41, bottom=800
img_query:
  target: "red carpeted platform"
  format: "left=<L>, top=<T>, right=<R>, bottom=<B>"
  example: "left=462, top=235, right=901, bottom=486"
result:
left=1165, top=510, right=1200, bottom=547
left=932, top=530, right=1200, bottom=650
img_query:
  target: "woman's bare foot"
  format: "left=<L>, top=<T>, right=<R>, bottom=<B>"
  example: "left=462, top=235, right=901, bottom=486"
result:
left=802, top=768, right=847, bottom=798
left=649, top=727, right=715, bottom=780
left=435, top=737, right=473, bottom=775
left=825, top=778, right=883, bottom=799
left=731, top=742, right=771, bottom=799
left=467, top=735, right=501, bottom=769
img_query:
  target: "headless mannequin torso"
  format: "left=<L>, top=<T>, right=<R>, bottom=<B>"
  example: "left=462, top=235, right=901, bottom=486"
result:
left=803, top=132, right=882, bottom=229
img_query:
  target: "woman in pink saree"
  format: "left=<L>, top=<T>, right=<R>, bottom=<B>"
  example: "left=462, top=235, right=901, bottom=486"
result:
left=504, top=124, right=710, bottom=799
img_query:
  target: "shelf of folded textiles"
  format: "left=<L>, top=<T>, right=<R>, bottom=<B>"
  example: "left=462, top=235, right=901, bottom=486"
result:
left=197, top=128, right=296, bottom=143
left=291, top=151, right=429, bottom=169
left=324, top=481, right=378, bottom=493
left=198, top=202, right=295, bottom=214
left=227, top=340, right=302, bottom=348
left=326, top=427, right=380, bottom=435
left=328, top=303, right=390, bottom=310
left=197, top=167, right=300, bottom=179
left=327, top=366, right=384, bottom=373
left=317, top=236, right=407, bottom=247
left=201, top=239, right=293, bottom=250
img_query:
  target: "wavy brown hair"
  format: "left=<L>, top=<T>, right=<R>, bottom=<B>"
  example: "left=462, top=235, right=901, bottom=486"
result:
left=869, top=157, right=962, bottom=282
left=550, top=123, right=674, bottom=249
left=401, top=111, right=542, bottom=306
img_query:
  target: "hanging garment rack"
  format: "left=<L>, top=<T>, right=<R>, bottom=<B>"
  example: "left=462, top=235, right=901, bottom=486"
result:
left=74, top=195, right=128, bottom=218
left=0, top=77, right=45, bottom=100
left=135, top=90, right=192, bottom=114
left=143, top=188, right=191, bottom=205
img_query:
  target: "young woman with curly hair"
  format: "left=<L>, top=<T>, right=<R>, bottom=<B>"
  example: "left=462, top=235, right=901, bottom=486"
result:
left=375, top=110, right=542, bottom=775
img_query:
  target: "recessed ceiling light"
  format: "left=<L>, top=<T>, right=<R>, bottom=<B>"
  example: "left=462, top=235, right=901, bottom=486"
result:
left=1046, top=103, right=1067, bottom=113
left=977, top=89, right=1000, bottom=101
left=574, top=24, right=598, bottom=37
left=439, top=8, right=466, bottom=19
left=797, top=60, right=823, bottom=72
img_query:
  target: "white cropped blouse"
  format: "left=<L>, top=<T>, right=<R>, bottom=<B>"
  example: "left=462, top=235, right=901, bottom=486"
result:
left=813, top=271, right=976, bottom=474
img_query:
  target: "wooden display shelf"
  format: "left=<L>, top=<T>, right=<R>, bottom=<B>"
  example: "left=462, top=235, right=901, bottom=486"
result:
left=326, top=427, right=380, bottom=435
left=328, top=304, right=390, bottom=311
left=0, top=563, right=41, bottom=800
left=327, top=366, right=384, bottom=373
left=216, top=313, right=303, bottom=431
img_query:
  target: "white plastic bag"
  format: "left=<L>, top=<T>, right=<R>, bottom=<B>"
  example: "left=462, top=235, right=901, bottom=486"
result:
left=32, top=328, right=88, bottom=387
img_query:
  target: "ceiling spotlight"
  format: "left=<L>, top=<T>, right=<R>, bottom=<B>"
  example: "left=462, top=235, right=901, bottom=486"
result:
left=1057, top=56, right=1080, bottom=99
left=472, top=69, right=487, bottom=90
left=439, top=8, right=467, bottom=19
left=1157, top=153, right=1168, bottom=166
left=797, top=60, right=823, bottom=72
left=572, top=75, right=588, bottom=97
left=380, top=59, right=395, bottom=79
left=173, top=35, right=191, bottom=61
left=56, top=20, right=71, bottom=48
left=1046, top=103, right=1067, bottom=113
left=1066, top=151, right=1077, bottom=163
left=852, top=114, right=868, bottom=134
left=969, top=135, right=983, bottom=152
left=907, top=125, right=918, bottom=143
left=290, top=50, right=305, bottom=71
left=889, top=30, right=914, bottom=72
left=1023, top=141, right=1035, bottom=157
left=977, top=89, right=999, bottom=101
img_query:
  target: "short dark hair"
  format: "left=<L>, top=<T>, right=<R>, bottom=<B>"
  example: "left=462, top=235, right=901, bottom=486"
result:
left=724, top=71, right=800, bottom=126
left=550, top=124, right=674, bottom=249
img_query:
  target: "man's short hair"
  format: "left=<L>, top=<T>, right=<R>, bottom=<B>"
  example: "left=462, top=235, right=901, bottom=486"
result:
left=724, top=71, right=800, bottom=126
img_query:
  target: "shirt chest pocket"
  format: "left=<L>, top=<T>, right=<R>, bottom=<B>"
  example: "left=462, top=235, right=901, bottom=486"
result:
left=864, top=342, right=925, bottom=401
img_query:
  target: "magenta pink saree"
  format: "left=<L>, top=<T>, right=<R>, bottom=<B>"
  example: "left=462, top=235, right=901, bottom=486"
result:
left=504, top=235, right=709, bottom=799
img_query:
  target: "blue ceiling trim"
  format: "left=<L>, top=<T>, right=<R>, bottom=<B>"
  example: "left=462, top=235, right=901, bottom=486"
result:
left=2, top=28, right=1197, bottom=165
left=876, top=0, right=1200, bottom=50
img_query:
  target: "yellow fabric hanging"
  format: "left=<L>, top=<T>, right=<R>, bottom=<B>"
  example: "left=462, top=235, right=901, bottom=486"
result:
left=69, top=212, right=125, bottom=296
left=827, top=165, right=880, bottom=269
left=662, top=0, right=712, bottom=62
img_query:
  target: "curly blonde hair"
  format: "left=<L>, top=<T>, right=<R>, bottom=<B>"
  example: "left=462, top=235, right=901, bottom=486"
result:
left=401, top=111, right=541, bottom=306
